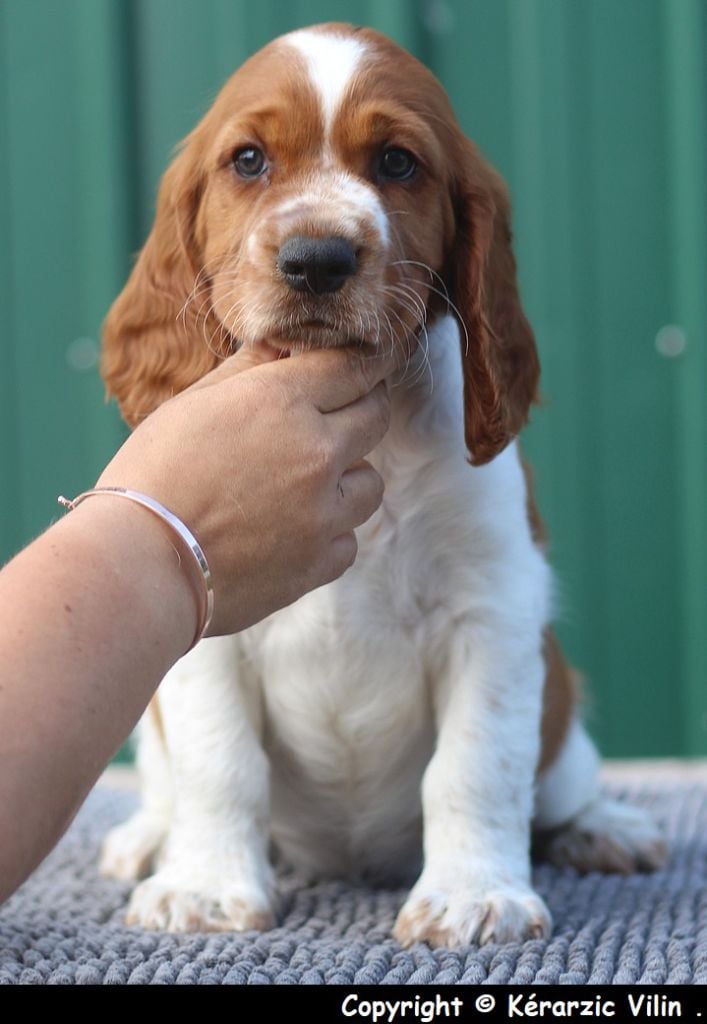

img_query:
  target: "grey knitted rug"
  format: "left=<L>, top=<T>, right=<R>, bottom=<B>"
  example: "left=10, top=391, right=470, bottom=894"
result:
left=1, top=778, right=706, bottom=984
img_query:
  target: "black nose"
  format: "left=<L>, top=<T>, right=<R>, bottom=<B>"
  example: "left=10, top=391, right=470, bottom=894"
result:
left=277, top=235, right=358, bottom=295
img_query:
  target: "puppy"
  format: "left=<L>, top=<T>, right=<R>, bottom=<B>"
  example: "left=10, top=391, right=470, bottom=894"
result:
left=100, top=23, right=665, bottom=947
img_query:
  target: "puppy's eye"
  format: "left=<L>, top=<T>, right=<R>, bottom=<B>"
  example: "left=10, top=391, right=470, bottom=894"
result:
left=379, top=147, right=417, bottom=182
left=232, top=147, right=267, bottom=178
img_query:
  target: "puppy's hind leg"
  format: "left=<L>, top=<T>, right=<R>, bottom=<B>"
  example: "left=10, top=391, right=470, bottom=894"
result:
left=534, top=719, right=667, bottom=873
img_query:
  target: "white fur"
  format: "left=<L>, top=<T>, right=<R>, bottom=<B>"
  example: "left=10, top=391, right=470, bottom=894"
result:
left=534, top=717, right=601, bottom=829
left=286, top=29, right=366, bottom=143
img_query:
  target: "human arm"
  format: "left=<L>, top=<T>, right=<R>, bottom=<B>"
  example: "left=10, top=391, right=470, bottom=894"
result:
left=0, top=343, right=396, bottom=903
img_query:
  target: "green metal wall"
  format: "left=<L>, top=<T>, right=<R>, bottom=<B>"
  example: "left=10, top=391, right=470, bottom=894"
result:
left=1, top=0, right=705, bottom=757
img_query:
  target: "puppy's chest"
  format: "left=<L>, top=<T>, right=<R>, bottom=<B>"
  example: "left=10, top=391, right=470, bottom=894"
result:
left=255, top=426, right=470, bottom=648
left=243, top=426, right=474, bottom=720
left=244, top=352, right=479, bottom=692
left=241, top=436, right=462, bottom=814
left=353, top=444, right=465, bottom=620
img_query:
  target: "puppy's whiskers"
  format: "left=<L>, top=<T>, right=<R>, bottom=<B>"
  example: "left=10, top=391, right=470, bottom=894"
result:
left=391, top=259, right=470, bottom=357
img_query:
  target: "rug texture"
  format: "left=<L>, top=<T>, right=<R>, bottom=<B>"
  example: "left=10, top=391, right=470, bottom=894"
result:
left=1, top=779, right=706, bottom=984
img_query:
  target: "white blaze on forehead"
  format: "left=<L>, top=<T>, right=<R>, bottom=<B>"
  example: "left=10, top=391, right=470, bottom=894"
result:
left=285, top=29, right=366, bottom=139
left=277, top=31, right=389, bottom=250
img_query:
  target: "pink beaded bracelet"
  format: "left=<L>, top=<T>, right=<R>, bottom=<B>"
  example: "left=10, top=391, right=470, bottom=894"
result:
left=58, top=487, right=214, bottom=653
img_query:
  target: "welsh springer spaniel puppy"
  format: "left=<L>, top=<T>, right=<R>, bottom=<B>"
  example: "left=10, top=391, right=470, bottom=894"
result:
left=99, top=23, right=665, bottom=947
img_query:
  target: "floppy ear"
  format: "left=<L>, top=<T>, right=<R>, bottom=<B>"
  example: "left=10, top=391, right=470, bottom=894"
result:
left=101, top=137, right=225, bottom=427
left=450, top=142, right=540, bottom=465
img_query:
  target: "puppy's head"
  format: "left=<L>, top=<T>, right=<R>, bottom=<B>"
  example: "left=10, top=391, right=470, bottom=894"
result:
left=102, top=23, right=538, bottom=464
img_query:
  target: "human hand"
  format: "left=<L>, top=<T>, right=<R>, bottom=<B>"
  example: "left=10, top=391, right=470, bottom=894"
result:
left=96, top=343, right=401, bottom=634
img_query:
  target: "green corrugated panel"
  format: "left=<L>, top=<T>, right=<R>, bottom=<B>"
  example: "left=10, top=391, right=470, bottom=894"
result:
left=427, top=1, right=514, bottom=173
left=582, top=0, right=683, bottom=755
left=663, top=0, right=707, bottom=755
left=1, top=0, right=705, bottom=757
left=0, top=4, right=22, bottom=562
left=1, top=0, right=128, bottom=564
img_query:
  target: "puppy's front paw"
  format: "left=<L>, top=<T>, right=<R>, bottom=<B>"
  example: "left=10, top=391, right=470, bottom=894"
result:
left=125, top=871, right=275, bottom=933
left=394, top=878, right=551, bottom=948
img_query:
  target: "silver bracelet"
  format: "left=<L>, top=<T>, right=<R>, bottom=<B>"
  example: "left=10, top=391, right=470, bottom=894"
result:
left=58, top=487, right=214, bottom=653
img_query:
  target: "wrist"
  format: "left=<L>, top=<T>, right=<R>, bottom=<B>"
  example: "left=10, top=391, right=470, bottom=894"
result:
left=61, top=497, right=199, bottom=663
left=62, top=487, right=213, bottom=651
